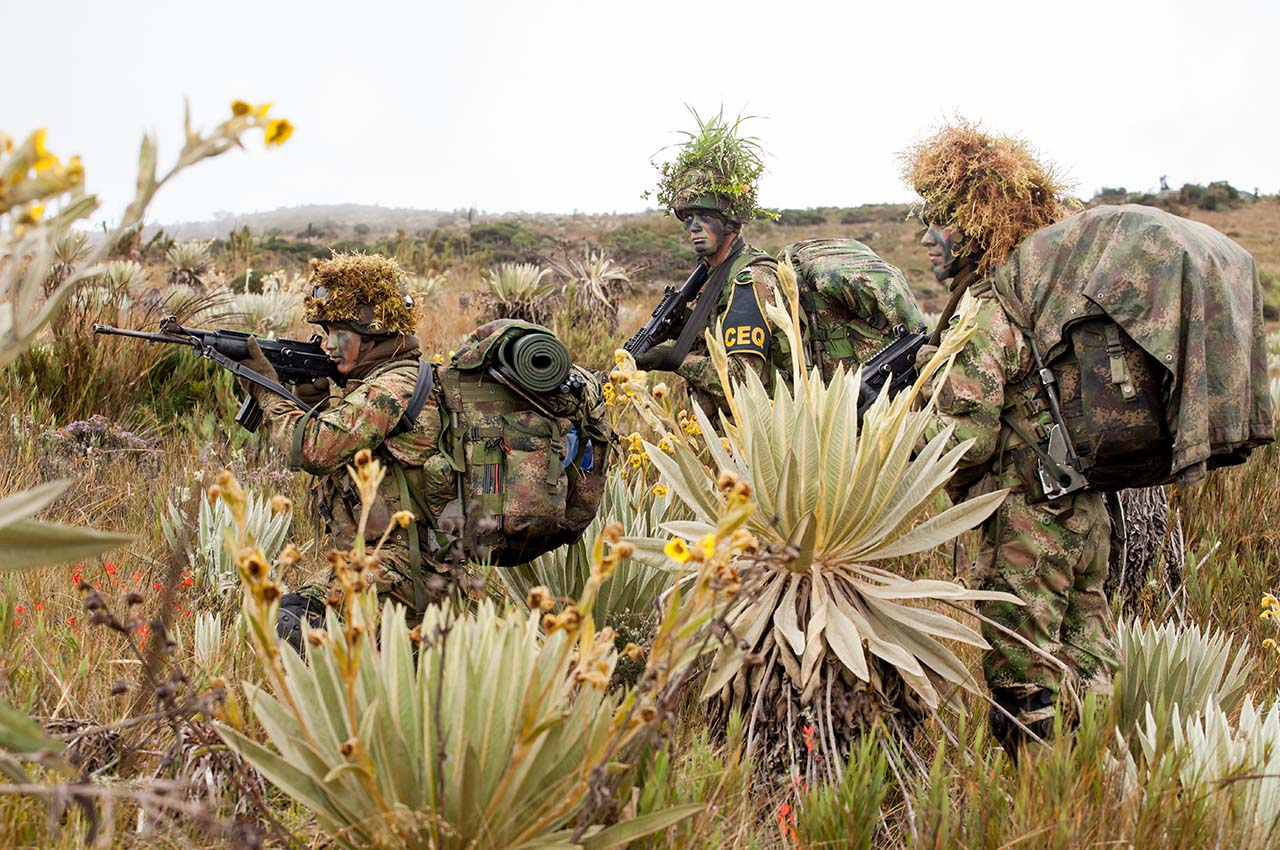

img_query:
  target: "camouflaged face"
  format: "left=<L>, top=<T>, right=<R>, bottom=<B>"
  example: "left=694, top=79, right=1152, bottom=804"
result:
left=994, top=204, right=1274, bottom=485
left=784, top=238, right=928, bottom=380
left=305, top=253, right=420, bottom=335
left=975, top=489, right=1118, bottom=701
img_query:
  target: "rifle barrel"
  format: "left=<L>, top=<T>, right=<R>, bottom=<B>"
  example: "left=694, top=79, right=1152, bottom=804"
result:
left=91, top=324, right=191, bottom=345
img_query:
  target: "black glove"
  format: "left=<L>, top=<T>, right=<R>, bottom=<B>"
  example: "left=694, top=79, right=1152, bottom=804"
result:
left=295, top=377, right=331, bottom=409
left=633, top=346, right=673, bottom=371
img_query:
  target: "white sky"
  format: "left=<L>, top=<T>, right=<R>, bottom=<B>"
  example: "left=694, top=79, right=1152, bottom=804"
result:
left=6, top=0, right=1275, bottom=224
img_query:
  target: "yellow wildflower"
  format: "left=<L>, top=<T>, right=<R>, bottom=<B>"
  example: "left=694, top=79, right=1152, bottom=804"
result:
left=602, top=383, right=615, bottom=405
left=1263, top=610, right=1274, bottom=622
left=254, top=102, right=273, bottom=117
left=652, top=484, right=670, bottom=497
left=391, top=510, right=415, bottom=528
left=270, top=494, right=292, bottom=515
left=66, top=155, right=84, bottom=185
left=683, top=419, right=702, bottom=436
left=653, top=382, right=668, bottom=400
left=614, top=349, right=629, bottom=367
left=664, top=538, right=691, bottom=564
left=1263, top=593, right=1278, bottom=610
left=698, top=533, right=717, bottom=560
left=629, top=453, right=644, bottom=468
left=658, top=438, right=672, bottom=453
left=231, top=100, right=253, bottom=117
left=264, top=118, right=294, bottom=146
left=1265, top=638, right=1277, bottom=650
left=16, top=204, right=42, bottom=225
left=622, top=643, right=644, bottom=661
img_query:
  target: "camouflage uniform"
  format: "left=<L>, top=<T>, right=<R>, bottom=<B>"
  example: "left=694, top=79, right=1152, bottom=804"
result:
left=921, top=278, right=1118, bottom=730
left=644, top=242, right=792, bottom=419
left=252, top=354, right=449, bottom=619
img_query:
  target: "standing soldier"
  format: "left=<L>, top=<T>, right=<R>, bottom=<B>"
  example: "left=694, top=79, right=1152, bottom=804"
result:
left=634, top=110, right=792, bottom=417
left=902, top=121, right=1118, bottom=758
left=236, top=253, right=447, bottom=648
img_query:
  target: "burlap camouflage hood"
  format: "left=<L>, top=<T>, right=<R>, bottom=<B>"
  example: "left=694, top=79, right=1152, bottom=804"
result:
left=304, top=253, right=420, bottom=335
left=901, top=120, right=1072, bottom=273
left=991, top=204, right=1274, bottom=484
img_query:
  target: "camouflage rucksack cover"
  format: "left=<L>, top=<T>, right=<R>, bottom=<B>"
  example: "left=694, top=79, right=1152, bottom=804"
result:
left=992, top=204, right=1274, bottom=489
left=422, top=320, right=612, bottom=566
left=781, top=238, right=927, bottom=378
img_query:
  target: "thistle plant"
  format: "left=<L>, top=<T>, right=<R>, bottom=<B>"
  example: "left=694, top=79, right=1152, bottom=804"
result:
left=479, top=262, right=556, bottom=324
left=213, top=449, right=770, bottom=849
left=626, top=259, right=1014, bottom=772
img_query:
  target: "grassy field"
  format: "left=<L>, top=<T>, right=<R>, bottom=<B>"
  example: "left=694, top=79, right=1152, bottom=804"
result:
left=2, top=197, right=1279, bottom=848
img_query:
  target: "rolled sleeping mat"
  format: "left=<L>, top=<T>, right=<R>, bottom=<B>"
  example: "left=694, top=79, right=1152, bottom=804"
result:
left=498, top=329, right=572, bottom=393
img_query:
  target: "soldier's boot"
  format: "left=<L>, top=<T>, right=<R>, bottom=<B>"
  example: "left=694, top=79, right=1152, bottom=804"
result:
left=988, top=687, right=1056, bottom=764
left=276, top=591, right=328, bottom=654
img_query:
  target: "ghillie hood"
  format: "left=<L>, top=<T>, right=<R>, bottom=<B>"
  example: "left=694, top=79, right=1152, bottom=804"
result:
left=650, top=108, right=776, bottom=224
left=304, top=253, right=420, bottom=335
left=901, top=119, right=1073, bottom=273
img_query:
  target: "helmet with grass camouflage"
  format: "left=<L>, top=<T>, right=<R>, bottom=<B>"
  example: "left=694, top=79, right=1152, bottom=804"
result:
left=650, top=108, right=777, bottom=225
left=304, top=253, right=419, bottom=335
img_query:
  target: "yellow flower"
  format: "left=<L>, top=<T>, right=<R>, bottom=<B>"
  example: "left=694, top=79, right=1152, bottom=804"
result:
left=1263, top=593, right=1278, bottom=610
left=652, top=484, right=670, bottom=497
left=231, top=100, right=253, bottom=117
left=431, top=352, right=446, bottom=364
left=254, top=102, right=273, bottom=117
left=682, top=419, right=702, bottom=436
left=628, top=453, right=645, bottom=468
left=1265, top=638, right=1277, bottom=650
left=602, top=383, right=615, bottom=405
left=1262, top=610, right=1274, bottom=622
left=264, top=118, right=294, bottom=146
left=16, top=204, right=42, bottom=225
left=664, top=538, right=691, bottom=564
left=698, top=533, right=717, bottom=560
left=658, top=438, right=672, bottom=453
left=66, top=155, right=84, bottom=185
left=270, top=494, right=292, bottom=515
left=391, top=510, right=415, bottom=528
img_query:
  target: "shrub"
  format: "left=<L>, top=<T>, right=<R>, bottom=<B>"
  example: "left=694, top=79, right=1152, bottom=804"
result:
left=776, top=208, right=827, bottom=227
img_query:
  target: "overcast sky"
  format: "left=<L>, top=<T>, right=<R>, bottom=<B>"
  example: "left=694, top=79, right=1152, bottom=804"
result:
left=6, top=0, right=1274, bottom=225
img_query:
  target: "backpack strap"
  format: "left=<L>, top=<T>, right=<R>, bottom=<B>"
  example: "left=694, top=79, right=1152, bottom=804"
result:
left=387, top=359, right=434, bottom=439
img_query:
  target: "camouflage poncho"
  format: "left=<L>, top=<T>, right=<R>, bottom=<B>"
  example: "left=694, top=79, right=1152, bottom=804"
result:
left=990, top=204, right=1274, bottom=485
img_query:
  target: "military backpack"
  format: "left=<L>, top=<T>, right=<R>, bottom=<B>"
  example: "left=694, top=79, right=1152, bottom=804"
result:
left=992, top=204, right=1273, bottom=499
left=423, top=320, right=612, bottom=566
left=781, top=238, right=926, bottom=378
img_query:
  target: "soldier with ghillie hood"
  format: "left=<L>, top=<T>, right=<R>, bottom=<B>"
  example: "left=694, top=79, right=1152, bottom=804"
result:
left=902, top=121, right=1118, bottom=758
left=237, top=253, right=450, bottom=646
left=635, top=110, right=793, bottom=417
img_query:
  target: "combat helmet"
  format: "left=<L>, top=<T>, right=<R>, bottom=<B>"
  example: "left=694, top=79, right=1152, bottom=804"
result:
left=650, top=108, right=777, bottom=225
left=900, top=119, right=1073, bottom=273
left=304, top=253, right=419, bottom=335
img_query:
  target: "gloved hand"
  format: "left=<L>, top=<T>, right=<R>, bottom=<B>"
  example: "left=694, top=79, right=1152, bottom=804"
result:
left=914, top=343, right=940, bottom=371
left=633, top=346, right=673, bottom=371
left=238, top=336, right=279, bottom=394
left=295, top=377, right=331, bottom=409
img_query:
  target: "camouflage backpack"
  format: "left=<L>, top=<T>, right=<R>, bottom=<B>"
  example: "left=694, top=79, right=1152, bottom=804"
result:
left=992, top=204, right=1273, bottom=498
left=781, top=238, right=927, bottom=378
left=428, top=320, right=612, bottom=566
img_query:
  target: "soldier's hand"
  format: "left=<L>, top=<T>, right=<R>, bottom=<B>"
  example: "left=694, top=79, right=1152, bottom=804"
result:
left=237, top=336, right=279, bottom=396
left=295, top=377, right=331, bottom=409
left=633, top=347, right=671, bottom=371
left=914, top=343, right=940, bottom=371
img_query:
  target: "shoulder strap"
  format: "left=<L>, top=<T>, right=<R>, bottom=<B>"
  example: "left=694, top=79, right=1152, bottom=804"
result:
left=658, top=237, right=747, bottom=370
left=387, top=359, right=434, bottom=439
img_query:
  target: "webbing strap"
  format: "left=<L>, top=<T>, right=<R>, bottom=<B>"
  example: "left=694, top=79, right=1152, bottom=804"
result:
left=1103, top=324, right=1137, bottom=401
left=289, top=401, right=328, bottom=468
left=391, top=462, right=425, bottom=614
left=387, top=359, right=434, bottom=438
left=1001, top=414, right=1072, bottom=486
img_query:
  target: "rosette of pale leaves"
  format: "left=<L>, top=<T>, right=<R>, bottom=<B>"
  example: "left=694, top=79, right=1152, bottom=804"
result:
left=217, top=600, right=698, bottom=850
left=642, top=262, right=1015, bottom=724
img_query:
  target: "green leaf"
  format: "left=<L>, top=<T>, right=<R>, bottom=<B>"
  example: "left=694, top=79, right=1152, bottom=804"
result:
left=0, top=480, right=72, bottom=530
left=0, top=700, right=63, bottom=754
left=579, top=803, right=705, bottom=850
left=0, top=519, right=133, bottom=571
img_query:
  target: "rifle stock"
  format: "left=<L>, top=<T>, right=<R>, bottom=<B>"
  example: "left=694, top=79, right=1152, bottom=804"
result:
left=622, top=263, right=709, bottom=359
left=856, top=325, right=930, bottom=420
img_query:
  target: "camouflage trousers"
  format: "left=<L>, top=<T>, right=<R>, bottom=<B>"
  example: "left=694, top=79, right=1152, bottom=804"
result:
left=975, top=489, right=1118, bottom=719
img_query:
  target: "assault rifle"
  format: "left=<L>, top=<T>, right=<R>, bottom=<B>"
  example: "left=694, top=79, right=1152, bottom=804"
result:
left=93, top=316, right=340, bottom=431
left=623, top=263, right=710, bottom=359
left=856, top=324, right=930, bottom=421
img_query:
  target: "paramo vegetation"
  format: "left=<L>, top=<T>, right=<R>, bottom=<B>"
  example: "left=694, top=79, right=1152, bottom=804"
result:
left=2, top=105, right=1280, bottom=850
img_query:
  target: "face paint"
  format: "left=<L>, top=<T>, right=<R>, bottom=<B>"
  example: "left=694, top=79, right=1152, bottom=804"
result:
left=322, top=327, right=363, bottom=376
left=678, top=208, right=729, bottom=259
left=920, top=224, right=967, bottom=282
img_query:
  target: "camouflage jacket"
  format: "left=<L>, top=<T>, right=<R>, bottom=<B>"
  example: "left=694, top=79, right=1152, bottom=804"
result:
left=254, top=359, right=443, bottom=575
left=646, top=242, right=792, bottom=419
left=920, top=281, right=1035, bottom=500
left=786, top=238, right=927, bottom=380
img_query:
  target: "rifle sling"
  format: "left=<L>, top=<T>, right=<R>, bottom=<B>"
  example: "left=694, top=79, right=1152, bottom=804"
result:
left=657, top=237, right=746, bottom=372
left=927, top=265, right=979, bottom=347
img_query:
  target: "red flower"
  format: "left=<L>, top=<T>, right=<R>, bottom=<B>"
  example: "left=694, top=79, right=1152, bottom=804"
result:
left=802, top=724, right=816, bottom=754
left=68, top=616, right=76, bottom=627
left=71, top=572, right=82, bottom=585
left=34, top=603, right=43, bottom=612
left=182, top=576, right=194, bottom=588
left=133, top=571, right=142, bottom=582
left=15, top=605, right=25, bottom=614
left=153, top=581, right=162, bottom=592
left=104, top=562, right=117, bottom=575
left=183, top=609, right=192, bottom=618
